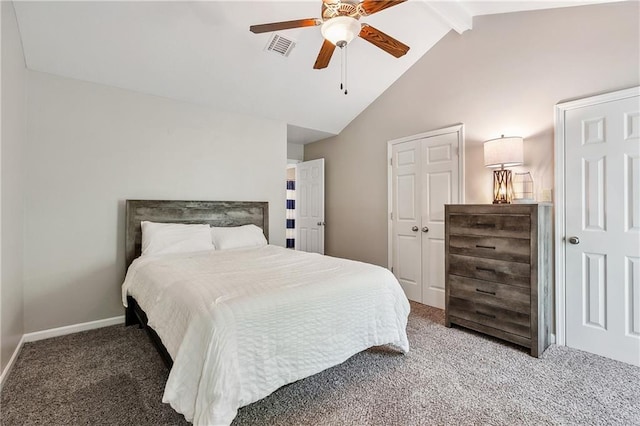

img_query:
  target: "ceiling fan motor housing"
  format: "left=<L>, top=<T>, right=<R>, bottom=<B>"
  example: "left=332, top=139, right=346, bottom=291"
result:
left=322, top=0, right=363, bottom=20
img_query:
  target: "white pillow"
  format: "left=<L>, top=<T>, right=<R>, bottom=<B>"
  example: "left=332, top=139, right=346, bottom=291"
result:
left=141, top=221, right=214, bottom=256
left=210, top=224, right=267, bottom=250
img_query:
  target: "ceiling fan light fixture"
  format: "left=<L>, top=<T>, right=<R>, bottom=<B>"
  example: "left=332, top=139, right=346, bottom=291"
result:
left=320, top=16, right=361, bottom=46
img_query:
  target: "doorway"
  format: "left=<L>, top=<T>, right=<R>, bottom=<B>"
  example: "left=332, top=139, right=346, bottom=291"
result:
left=286, top=165, right=297, bottom=249
left=285, top=159, right=326, bottom=254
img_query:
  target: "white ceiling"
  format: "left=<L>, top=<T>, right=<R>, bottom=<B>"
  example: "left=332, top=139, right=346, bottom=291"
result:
left=13, top=1, right=614, bottom=144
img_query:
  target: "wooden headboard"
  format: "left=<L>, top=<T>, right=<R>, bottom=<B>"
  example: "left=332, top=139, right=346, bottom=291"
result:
left=125, top=200, right=269, bottom=267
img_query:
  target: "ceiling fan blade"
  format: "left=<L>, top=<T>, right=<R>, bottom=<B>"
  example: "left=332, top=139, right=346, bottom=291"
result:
left=359, top=24, right=409, bottom=58
left=359, top=0, right=406, bottom=16
left=313, top=40, right=336, bottom=69
left=250, top=18, right=322, bottom=34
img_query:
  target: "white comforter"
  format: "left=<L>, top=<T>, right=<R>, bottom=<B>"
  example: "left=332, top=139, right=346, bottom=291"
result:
left=122, top=245, right=410, bottom=425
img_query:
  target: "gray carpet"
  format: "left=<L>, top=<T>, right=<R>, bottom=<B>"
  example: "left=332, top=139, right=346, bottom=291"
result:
left=2, top=303, right=639, bottom=425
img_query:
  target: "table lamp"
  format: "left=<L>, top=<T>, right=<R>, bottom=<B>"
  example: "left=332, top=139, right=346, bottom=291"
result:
left=483, top=135, right=524, bottom=204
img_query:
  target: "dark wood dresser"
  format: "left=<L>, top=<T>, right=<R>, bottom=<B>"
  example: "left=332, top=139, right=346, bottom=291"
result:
left=444, top=204, right=552, bottom=357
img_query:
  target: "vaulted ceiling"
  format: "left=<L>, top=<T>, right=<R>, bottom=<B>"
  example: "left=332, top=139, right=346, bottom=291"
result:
left=13, top=1, right=613, bottom=144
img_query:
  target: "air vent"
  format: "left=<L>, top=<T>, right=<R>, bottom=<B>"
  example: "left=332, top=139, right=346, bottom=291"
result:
left=265, top=34, right=296, bottom=57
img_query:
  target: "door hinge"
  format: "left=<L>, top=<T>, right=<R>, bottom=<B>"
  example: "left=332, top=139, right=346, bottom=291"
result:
left=390, top=158, right=393, bottom=166
left=390, top=212, right=393, bottom=220
left=391, top=266, right=394, bottom=273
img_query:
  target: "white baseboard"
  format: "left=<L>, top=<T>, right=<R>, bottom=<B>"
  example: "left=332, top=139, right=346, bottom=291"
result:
left=23, top=315, right=125, bottom=343
left=0, top=315, right=125, bottom=390
left=0, top=334, right=26, bottom=392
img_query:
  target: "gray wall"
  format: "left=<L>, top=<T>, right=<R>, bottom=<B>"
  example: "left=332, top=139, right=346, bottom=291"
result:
left=287, top=143, right=304, bottom=162
left=305, top=2, right=640, bottom=267
left=23, top=71, right=286, bottom=332
left=1, top=1, right=26, bottom=374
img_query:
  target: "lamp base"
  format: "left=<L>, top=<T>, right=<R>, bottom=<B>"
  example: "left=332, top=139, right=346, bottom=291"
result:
left=492, top=169, right=513, bottom=204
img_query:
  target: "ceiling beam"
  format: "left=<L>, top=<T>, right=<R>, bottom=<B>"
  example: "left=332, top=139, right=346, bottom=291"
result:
left=421, top=1, right=473, bottom=34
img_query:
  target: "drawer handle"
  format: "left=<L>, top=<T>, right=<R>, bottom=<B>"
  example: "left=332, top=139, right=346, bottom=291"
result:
left=475, top=288, right=496, bottom=296
left=475, top=245, right=496, bottom=250
left=474, top=223, right=496, bottom=228
left=475, top=311, right=496, bottom=319
left=476, top=266, right=496, bottom=273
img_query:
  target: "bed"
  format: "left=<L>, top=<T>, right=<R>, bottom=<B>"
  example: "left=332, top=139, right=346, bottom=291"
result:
left=122, top=200, right=410, bottom=425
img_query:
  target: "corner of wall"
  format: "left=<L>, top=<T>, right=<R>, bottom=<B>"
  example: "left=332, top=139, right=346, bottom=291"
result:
left=1, top=0, right=27, bottom=376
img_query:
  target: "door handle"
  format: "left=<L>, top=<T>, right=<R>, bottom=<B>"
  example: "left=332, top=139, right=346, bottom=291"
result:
left=422, top=227, right=429, bottom=233
left=412, top=226, right=419, bottom=232
left=317, top=222, right=326, bottom=226
left=568, top=236, right=580, bottom=245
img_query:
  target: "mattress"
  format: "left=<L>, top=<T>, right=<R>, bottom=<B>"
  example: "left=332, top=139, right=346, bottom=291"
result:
left=122, top=245, right=410, bottom=425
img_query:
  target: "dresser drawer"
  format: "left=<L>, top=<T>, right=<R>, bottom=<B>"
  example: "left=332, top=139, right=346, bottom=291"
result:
left=448, top=235, right=530, bottom=263
left=448, top=297, right=531, bottom=338
left=448, top=275, right=530, bottom=314
left=449, top=214, right=530, bottom=238
left=449, top=254, right=530, bottom=287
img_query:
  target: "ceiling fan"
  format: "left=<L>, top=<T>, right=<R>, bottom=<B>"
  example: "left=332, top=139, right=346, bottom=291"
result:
left=249, top=0, right=410, bottom=70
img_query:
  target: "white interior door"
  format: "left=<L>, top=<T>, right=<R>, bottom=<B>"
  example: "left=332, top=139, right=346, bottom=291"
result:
left=421, top=132, right=460, bottom=309
left=389, top=125, right=463, bottom=307
left=296, top=158, right=325, bottom=254
left=391, top=140, right=422, bottom=301
left=564, top=92, right=640, bottom=366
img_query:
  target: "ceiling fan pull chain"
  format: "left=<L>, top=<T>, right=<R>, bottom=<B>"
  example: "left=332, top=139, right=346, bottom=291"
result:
left=344, top=44, right=348, bottom=95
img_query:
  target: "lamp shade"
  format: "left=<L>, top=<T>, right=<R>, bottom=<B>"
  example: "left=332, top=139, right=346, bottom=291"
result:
left=321, top=16, right=361, bottom=46
left=483, top=136, right=524, bottom=168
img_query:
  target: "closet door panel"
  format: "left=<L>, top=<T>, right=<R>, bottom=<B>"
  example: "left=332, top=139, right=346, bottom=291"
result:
left=392, top=140, right=422, bottom=302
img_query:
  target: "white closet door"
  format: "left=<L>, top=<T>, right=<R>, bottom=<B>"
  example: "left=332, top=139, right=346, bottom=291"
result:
left=391, top=140, right=422, bottom=302
left=389, top=125, right=463, bottom=308
left=421, top=132, right=460, bottom=309
left=565, top=93, right=640, bottom=366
